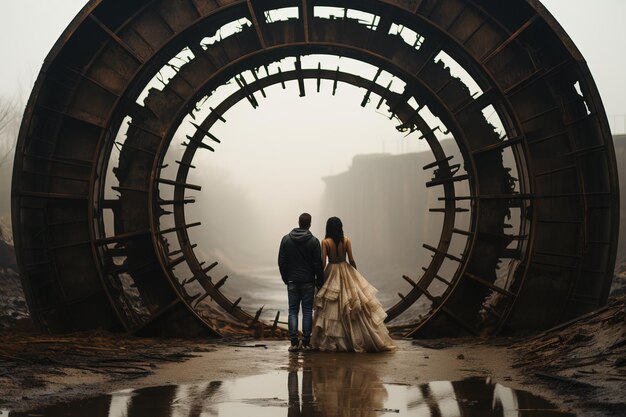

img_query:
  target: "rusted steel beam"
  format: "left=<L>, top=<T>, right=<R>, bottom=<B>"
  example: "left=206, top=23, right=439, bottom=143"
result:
left=158, top=222, right=202, bottom=236
left=156, top=178, right=202, bottom=191
left=481, top=14, right=539, bottom=64
left=464, top=272, right=515, bottom=298
left=88, top=14, right=144, bottom=64
left=246, top=0, right=267, bottom=49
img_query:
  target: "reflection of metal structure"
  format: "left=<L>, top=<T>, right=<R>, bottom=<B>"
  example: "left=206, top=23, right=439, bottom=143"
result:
left=12, top=0, right=618, bottom=337
left=29, top=372, right=569, bottom=416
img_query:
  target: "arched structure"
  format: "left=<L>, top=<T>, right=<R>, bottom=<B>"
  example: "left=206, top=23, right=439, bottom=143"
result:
left=12, top=0, right=618, bottom=337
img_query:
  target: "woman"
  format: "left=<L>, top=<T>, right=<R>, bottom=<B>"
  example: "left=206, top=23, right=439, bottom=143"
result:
left=311, top=217, right=396, bottom=352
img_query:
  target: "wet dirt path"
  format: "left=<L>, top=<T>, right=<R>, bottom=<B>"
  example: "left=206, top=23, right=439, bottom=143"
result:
left=1, top=339, right=582, bottom=416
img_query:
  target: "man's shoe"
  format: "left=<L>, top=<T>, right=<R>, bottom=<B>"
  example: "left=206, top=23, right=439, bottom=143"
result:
left=301, top=344, right=314, bottom=352
left=288, top=343, right=300, bottom=352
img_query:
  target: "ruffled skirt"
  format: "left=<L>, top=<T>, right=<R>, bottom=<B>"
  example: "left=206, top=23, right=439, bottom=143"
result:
left=311, top=262, right=397, bottom=353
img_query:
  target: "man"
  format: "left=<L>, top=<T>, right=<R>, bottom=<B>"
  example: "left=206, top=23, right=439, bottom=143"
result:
left=278, top=213, right=324, bottom=352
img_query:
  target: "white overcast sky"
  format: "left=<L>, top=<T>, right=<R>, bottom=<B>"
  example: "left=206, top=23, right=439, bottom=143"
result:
left=0, top=0, right=625, bottom=124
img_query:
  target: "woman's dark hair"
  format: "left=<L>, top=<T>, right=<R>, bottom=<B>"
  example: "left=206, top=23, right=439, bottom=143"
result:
left=325, top=217, right=344, bottom=248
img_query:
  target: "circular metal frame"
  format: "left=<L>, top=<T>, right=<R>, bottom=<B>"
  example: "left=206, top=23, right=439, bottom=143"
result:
left=12, top=0, right=618, bottom=337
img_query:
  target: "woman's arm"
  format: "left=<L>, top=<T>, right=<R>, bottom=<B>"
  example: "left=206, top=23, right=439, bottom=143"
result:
left=321, top=239, right=327, bottom=270
left=346, top=238, right=357, bottom=269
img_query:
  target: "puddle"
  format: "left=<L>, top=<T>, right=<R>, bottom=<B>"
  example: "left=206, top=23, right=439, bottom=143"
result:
left=4, top=368, right=574, bottom=416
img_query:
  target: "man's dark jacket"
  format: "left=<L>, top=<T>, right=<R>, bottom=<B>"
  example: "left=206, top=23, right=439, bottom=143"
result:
left=278, top=228, right=324, bottom=288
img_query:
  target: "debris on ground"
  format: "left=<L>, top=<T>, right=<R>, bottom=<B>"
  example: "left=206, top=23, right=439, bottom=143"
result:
left=610, top=261, right=626, bottom=298
left=411, top=340, right=453, bottom=350
left=509, top=295, right=626, bottom=416
left=0, top=268, right=29, bottom=330
left=0, top=225, right=28, bottom=330
left=0, top=330, right=214, bottom=385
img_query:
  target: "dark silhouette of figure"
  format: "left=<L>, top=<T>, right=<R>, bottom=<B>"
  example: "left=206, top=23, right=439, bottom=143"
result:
left=287, top=368, right=314, bottom=417
left=278, top=213, right=324, bottom=351
left=298, top=352, right=389, bottom=417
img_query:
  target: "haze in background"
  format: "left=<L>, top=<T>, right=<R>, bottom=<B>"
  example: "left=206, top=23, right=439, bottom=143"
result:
left=172, top=82, right=439, bottom=316
left=1, top=1, right=625, bottom=319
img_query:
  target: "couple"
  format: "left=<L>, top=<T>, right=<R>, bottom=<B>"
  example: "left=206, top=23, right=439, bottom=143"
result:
left=278, top=213, right=396, bottom=353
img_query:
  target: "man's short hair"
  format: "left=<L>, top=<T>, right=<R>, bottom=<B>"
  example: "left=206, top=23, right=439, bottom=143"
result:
left=299, top=213, right=312, bottom=229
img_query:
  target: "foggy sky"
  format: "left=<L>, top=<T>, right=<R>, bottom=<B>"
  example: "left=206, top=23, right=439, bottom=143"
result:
left=1, top=0, right=625, bottom=122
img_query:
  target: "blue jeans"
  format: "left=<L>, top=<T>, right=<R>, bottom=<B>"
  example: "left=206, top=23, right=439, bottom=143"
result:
left=287, top=282, right=315, bottom=345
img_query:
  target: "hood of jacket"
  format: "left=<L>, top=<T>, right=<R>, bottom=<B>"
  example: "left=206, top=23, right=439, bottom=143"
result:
left=289, top=228, right=313, bottom=243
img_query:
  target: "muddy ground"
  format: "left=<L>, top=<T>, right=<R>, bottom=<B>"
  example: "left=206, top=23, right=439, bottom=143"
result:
left=0, top=297, right=624, bottom=416
left=0, top=333, right=560, bottom=413
left=1, top=257, right=625, bottom=415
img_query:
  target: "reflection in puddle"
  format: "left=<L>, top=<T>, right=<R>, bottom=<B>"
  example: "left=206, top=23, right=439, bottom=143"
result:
left=7, top=358, right=574, bottom=417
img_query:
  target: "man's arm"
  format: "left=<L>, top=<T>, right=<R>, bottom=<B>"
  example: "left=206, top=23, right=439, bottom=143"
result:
left=313, top=239, right=324, bottom=289
left=278, top=237, right=288, bottom=284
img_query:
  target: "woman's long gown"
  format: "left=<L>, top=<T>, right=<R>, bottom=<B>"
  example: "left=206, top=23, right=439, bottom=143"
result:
left=311, top=238, right=396, bottom=353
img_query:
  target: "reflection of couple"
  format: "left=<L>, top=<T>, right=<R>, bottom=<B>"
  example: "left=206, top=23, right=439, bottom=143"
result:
left=287, top=356, right=389, bottom=417
left=278, top=213, right=396, bottom=352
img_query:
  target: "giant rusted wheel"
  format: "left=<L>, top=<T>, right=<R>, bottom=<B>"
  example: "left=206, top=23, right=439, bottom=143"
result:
left=12, top=0, right=618, bottom=337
